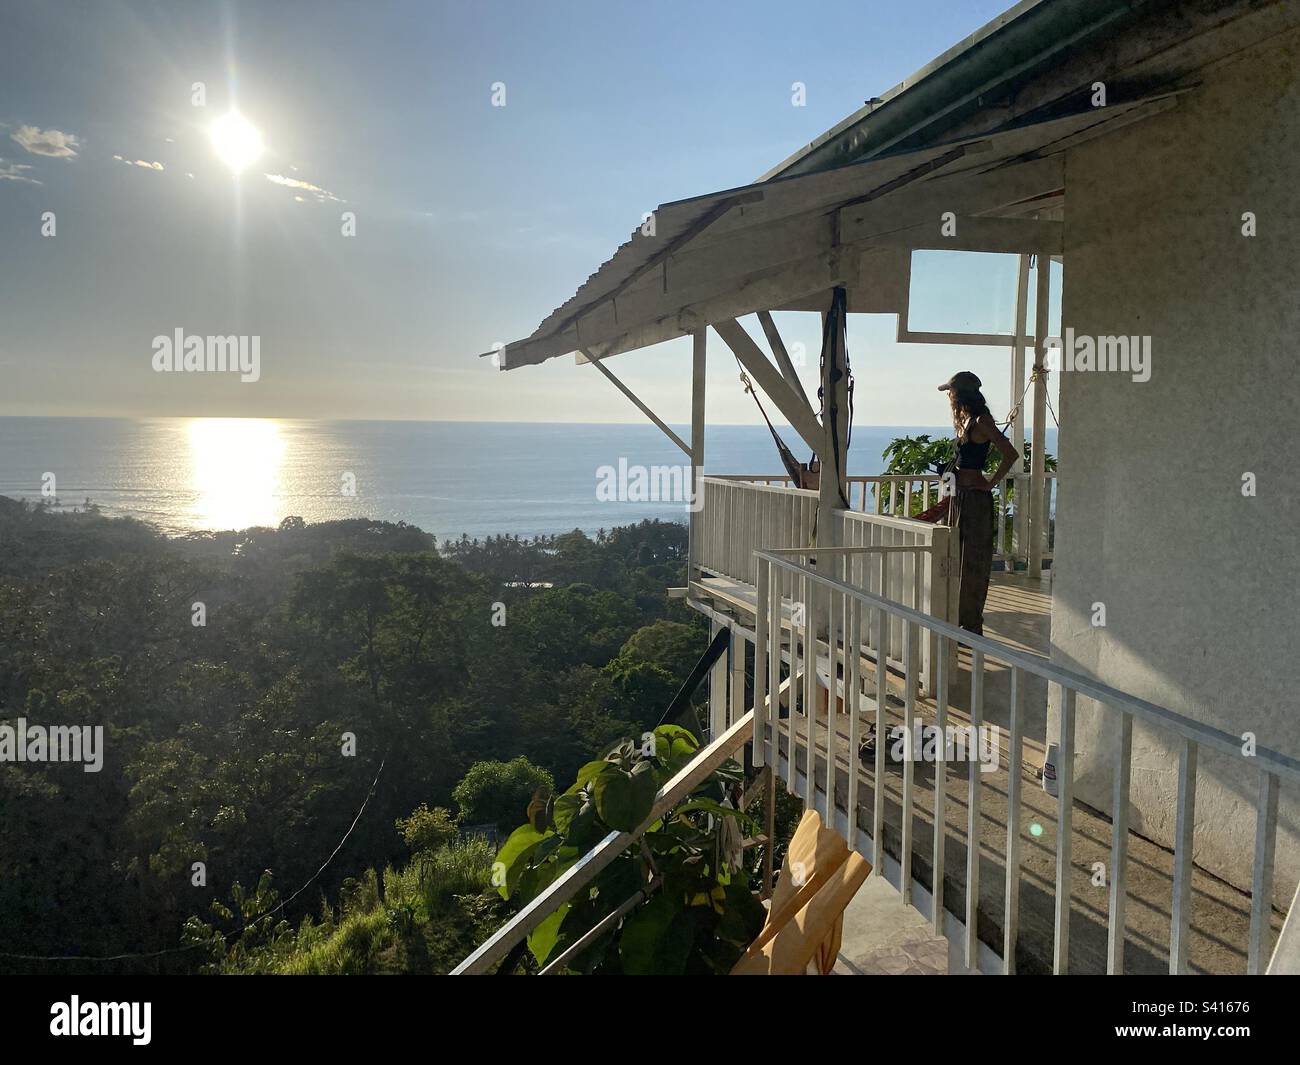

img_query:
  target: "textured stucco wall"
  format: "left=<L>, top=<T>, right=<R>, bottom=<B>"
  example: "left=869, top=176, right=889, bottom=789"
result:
left=1047, top=31, right=1300, bottom=905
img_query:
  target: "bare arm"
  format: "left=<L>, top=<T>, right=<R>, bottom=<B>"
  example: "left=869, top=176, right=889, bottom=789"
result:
left=975, top=414, right=1019, bottom=488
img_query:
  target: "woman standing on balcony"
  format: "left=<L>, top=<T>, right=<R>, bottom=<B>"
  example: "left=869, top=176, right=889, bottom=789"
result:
left=940, top=371, right=1020, bottom=637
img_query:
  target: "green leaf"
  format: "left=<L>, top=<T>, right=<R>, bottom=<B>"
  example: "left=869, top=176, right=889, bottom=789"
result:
left=527, top=902, right=570, bottom=966
left=494, top=823, right=550, bottom=900
left=619, top=893, right=695, bottom=975
left=653, top=724, right=698, bottom=768
left=569, top=759, right=608, bottom=792
left=593, top=760, right=658, bottom=832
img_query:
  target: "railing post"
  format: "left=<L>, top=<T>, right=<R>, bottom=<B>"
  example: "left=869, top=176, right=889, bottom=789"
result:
left=1054, top=686, right=1076, bottom=974
left=932, top=635, right=948, bottom=935
left=1108, top=711, right=1133, bottom=974
left=1004, top=665, right=1024, bottom=973
left=1170, top=737, right=1198, bottom=974
left=901, top=620, right=917, bottom=905
left=872, top=605, right=888, bottom=873
left=802, top=574, right=817, bottom=811
left=846, top=599, right=862, bottom=829
left=1028, top=257, right=1049, bottom=580
left=753, top=558, right=769, bottom=768
left=688, top=328, right=706, bottom=587
left=1249, top=771, right=1280, bottom=974
left=708, top=620, right=727, bottom=740
left=965, top=649, right=984, bottom=970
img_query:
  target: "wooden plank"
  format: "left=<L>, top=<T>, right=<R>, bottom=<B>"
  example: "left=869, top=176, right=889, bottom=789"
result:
left=584, top=350, right=690, bottom=454
left=757, top=309, right=810, bottom=403
left=714, top=317, right=824, bottom=454
left=870, top=216, right=1063, bottom=255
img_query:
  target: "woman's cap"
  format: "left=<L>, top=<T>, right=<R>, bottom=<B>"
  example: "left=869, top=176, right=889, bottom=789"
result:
left=938, top=371, right=982, bottom=392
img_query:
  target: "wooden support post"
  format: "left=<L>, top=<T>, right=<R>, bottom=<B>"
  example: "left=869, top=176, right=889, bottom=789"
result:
left=762, top=765, right=776, bottom=900
left=728, top=631, right=745, bottom=731
left=688, top=328, right=706, bottom=588
left=1028, top=259, right=1050, bottom=580
left=817, top=289, right=851, bottom=573
left=709, top=621, right=728, bottom=740
left=1010, top=253, right=1030, bottom=567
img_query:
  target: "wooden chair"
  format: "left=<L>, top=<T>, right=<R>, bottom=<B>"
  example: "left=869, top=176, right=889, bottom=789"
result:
left=731, top=807, right=871, bottom=975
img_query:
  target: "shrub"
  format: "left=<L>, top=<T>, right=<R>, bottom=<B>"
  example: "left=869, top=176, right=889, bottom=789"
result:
left=452, top=756, right=554, bottom=833
left=395, top=803, right=458, bottom=854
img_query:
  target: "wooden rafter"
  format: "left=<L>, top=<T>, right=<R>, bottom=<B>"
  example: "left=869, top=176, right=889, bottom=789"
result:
left=581, top=349, right=690, bottom=455
left=713, top=318, right=823, bottom=456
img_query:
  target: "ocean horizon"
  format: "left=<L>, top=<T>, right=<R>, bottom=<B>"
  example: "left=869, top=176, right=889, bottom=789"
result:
left=0, top=417, right=1057, bottom=542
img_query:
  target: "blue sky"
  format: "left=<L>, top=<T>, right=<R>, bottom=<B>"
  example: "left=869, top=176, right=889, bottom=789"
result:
left=0, top=0, right=1057, bottom=425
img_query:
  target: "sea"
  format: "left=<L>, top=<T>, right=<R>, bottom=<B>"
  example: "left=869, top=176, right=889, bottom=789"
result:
left=0, top=418, right=1057, bottom=542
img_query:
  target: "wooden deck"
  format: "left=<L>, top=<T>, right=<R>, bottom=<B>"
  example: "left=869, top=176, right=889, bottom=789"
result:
left=694, top=565, right=1281, bottom=974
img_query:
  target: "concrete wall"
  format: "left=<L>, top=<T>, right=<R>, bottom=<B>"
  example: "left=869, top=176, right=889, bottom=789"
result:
left=1047, top=30, right=1300, bottom=906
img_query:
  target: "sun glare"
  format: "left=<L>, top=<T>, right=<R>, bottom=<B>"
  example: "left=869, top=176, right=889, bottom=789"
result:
left=208, top=111, right=264, bottom=173
left=188, top=419, right=284, bottom=530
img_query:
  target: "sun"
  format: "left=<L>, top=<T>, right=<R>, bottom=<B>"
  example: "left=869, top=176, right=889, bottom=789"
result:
left=208, top=111, right=264, bottom=173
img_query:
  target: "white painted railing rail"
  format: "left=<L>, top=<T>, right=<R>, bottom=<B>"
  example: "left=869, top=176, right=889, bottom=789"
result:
left=714, top=472, right=1057, bottom=569
left=698, top=477, right=956, bottom=691
left=751, top=550, right=1300, bottom=975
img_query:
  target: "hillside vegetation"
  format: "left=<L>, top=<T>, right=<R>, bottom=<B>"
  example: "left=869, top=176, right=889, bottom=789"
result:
left=0, top=497, right=705, bottom=974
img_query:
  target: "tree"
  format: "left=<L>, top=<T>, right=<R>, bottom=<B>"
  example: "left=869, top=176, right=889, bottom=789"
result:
left=452, top=757, right=554, bottom=833
left=395, top=804, right=458, bottom=855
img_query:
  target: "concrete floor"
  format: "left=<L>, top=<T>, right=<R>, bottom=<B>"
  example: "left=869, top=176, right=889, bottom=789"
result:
left=833, top=873, right=978, bottom=975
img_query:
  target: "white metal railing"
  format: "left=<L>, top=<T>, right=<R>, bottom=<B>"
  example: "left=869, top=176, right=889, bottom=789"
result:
left=697, top=477, right=955, bottom=691
left=698, top=477, right=817, bottom=591
left=751, top=550, right=1300, bottom=975
left=713, top=472, right=1057, bottom=570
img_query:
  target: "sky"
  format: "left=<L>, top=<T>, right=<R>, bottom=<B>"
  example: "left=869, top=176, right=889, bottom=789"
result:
left=0, top=0, right=1059, bottom=426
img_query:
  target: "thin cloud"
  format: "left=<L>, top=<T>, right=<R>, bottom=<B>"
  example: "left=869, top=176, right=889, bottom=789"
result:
left=264, top=172, right=344, bottom=203
left=11, top=124, right=79, bottom=158
left=0, top=159, right=41, bottom=185
left=113, top=155, right=164, bottom=171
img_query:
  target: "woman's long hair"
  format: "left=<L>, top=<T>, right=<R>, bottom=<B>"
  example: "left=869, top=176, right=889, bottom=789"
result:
left=950, top=387, right=992, bottom=440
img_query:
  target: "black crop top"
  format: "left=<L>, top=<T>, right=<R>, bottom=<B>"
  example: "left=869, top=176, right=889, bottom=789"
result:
left=957, top=416, right=991, bottom=469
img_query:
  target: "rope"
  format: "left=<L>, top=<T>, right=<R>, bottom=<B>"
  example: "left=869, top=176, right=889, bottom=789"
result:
left=0, top=754, right=387, bottom=964
left=735, top=361, right=806, bottom=486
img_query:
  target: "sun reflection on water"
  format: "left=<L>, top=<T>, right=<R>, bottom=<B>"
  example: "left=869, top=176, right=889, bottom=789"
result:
left=187, top=419, right=285, bottom=531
